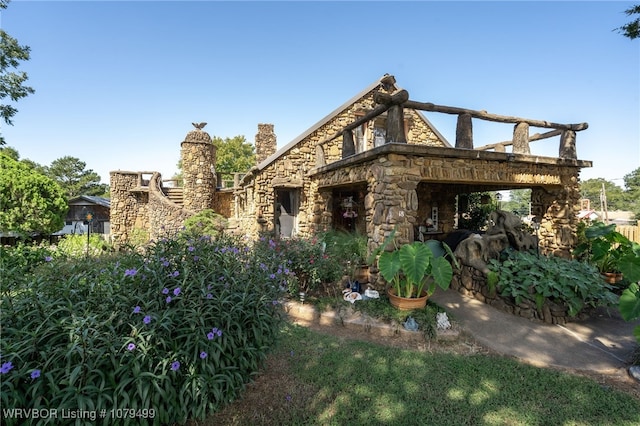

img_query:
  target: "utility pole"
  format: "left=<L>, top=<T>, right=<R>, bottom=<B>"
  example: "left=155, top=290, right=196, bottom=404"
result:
left=600, top=182, right=609, bottom=224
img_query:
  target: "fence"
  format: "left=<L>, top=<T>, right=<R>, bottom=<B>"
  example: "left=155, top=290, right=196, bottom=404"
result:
left=616, top=225, right=640, bottom=243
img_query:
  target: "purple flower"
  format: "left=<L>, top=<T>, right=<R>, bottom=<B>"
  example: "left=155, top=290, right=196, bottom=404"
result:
left=166, top=296, right=172, bottom=303
left=207, top=331, right=215, bottom=340
left=269, top=274, right=276, bottom=279
left=200, top=351, right=207, bottom=359
left=44, top=256, right=52, bottom=262
left=188, top=246, right=195, bottom=252
left=30, top=369, right=41, bottom=379
left=285, top=394, right=292, bottom=402
left=0, top=361, right=14, bottom=374
left=173, top=287, right=181, bottom=296
left=124, top=268, right=137, bottom=277
left=207, top=293, right=213, bottom=299
left=217, top=329, right=222, bottom=337
left=162, top=288, right=169, bottom=295
left=212, top=327, right=218, bottom=334
left=132, top=306, right=141, bottom=314
left=193, top=256, right=200, bottom=261
left=143, top=315, right=151, bottom=324
left=127, top=343, right=136, bottom=351
left=171, top=361, right=180, bottom=371
left=272, top=300, right=278, bottom=305
left=171, top=271, right=179, bottom=278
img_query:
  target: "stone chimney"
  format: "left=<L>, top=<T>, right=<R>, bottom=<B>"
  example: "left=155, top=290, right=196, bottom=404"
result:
left=181, top=123, right=217, bottom=212
left=255, top=123, right=277, bottom=165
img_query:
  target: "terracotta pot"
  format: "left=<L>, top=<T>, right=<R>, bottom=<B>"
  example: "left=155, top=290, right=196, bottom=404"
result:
left=601, top=272, right=623, bottom=284
left=387, top=288, right=428, bottom=311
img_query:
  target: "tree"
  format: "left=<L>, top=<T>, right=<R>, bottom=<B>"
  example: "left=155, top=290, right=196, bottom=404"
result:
left=623, top=167, right=640, bottom=219
left=616, top=4, right=640, bottom=39
left=0, top=152, right=67, bottom=235
left=501, top=189, right=532, bottom=216
left=45, top=156, right=109, bottom=198
left=0, top=0, right=35, bottom=145
left=579, top=178, right=626, bottom=211
left=212, top=135, right=256, bottom=184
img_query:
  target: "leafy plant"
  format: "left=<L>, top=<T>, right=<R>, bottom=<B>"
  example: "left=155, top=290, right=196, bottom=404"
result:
left=378, top=241, right=453, bottom=299
left=182, top=208, right=228, bottom=239
left=574, top=221, right=640, bottom=282
left=619, top=283, right=640, bottom=344
left=0, top=234, right=287, bottom=425
left=488, top=251, right=618, bottom=317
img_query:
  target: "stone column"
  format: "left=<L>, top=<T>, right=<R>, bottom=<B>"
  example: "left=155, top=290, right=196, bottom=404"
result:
left=532, top=173, right=581, bottom=257
left=255, top=123, right=277, bottom=165
left=109, top=171, right=142, bottom=247
left=181, top=124, right=216, bottom=213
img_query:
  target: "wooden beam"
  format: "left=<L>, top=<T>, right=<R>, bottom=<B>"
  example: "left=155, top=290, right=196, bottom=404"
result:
left=404, top=100, right=588, bottom=131
left=476, top=129, right=563, bottom=151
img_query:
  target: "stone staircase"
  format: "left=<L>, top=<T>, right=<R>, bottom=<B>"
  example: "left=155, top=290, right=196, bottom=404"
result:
left=164, top=187, right=184, bottom=207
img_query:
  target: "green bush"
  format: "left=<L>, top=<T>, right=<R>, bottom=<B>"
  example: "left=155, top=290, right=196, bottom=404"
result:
left=182, top=209, right=227, bottom=240
left=488, top=251, right=618, bottom=317
left=252, top=235, right=343, bottom=296
left=0, top=235, right=287, bottom=425
left=55, top=234, right=111, bottom=257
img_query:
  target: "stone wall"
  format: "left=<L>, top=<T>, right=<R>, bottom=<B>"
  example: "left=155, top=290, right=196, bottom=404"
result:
left=148, top=173, right=193, bottom=241
left=110, top=171, right=150, bottom=246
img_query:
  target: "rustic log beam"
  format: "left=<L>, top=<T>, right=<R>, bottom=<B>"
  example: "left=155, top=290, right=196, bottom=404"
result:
left=559, top=130, right=577, bottom=159
left=476, top=129, right=563, bottom=151
left=342, top=130, right=356, bottom=158
left=386, top=105, right=407, bottom=143
left=373, top=89, right=409, bottom=106
left=512, top=122, right=531, bottom=155
left=403, top=100, right=588, bottom=131
left=322, top=103, right=391, bottom=144
left=455, top=113, right=473, bottom=149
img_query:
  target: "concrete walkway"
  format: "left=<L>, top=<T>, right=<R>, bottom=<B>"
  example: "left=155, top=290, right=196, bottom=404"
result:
left=430, top=289, right=640, bottom=375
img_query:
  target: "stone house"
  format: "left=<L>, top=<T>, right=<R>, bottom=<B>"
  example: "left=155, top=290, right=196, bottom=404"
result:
left=110, top=74, right=591, bottom=259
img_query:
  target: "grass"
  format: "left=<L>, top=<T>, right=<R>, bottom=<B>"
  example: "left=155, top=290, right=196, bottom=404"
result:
left=202, top=323, right=640, bottom=426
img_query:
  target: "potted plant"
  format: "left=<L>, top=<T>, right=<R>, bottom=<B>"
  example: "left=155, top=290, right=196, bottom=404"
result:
left=574, top=222, right=640, bottom=285
left=378, top=240, right=454, bottom=310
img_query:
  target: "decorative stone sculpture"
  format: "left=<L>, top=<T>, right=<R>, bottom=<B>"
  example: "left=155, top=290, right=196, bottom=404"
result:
left=453, top=210, right=537, bottom=274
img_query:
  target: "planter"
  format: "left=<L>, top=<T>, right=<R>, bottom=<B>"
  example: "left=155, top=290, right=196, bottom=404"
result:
left=601, top=272, right=623, bottom=284
left=387, top=288, right=429, bottom=311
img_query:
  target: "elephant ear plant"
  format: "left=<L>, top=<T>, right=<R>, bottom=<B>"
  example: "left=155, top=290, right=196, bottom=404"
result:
left=378, top=241, right=454, bottom=298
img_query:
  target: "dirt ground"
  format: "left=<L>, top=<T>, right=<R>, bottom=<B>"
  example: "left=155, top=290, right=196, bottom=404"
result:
left=202, top=319, right=640, bottom=425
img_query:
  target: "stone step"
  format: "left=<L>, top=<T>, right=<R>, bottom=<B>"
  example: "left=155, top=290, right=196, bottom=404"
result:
left=164, top=188, right=183, bottom=206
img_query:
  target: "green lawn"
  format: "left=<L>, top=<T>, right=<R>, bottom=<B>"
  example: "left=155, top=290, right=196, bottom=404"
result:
left=204, top=324, right=640, bottom=426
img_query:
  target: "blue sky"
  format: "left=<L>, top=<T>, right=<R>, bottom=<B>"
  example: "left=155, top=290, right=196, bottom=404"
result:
left=2, top=1, right=639, bottom=188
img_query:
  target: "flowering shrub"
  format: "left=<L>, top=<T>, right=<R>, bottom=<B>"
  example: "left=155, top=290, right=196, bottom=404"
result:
left=0, top=234, right=286, bottom=425
left=252, top=235, right=342, bottom=295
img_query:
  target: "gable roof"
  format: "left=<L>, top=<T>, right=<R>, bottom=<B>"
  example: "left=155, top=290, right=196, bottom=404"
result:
left=68, top=195, right=111, bottom=208
left=256, top=74, right=450, bottom=172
